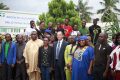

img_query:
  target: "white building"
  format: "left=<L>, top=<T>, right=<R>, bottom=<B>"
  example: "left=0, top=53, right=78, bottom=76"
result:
left=0, top=10, right=39, bottom=34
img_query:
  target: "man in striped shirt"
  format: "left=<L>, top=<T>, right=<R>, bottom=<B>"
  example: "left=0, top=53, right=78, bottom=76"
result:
left=110, top=32, right=120, bottom=80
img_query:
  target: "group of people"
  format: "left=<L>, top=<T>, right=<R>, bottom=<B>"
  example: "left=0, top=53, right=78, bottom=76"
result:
left=0, top=17, right=120, bottom=80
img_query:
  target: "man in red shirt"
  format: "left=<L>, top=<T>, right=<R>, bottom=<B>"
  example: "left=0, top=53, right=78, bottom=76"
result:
left=62, top=18, right=73, bottom=38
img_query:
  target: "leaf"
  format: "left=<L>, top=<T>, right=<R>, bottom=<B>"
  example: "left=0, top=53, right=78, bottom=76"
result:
left=39, top=0, right=82, bottom=27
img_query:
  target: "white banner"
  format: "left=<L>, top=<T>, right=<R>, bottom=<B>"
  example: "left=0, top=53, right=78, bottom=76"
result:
left=0, top=10, right=39, bottom=28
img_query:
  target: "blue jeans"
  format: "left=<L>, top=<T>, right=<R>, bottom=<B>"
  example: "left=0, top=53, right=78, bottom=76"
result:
left=41, top=66, right=50, bottom=80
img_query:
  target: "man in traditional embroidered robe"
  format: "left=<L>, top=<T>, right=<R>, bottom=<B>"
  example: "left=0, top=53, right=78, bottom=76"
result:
left=23, top=31, right=43, bottom=80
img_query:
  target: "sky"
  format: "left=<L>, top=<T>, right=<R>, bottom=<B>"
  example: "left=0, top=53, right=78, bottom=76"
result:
left=0, top=0, right=104, bottom=13
left=0, top=0, right=120, bottom=15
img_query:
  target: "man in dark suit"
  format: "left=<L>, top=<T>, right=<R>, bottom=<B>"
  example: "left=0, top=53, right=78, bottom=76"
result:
left=54, top=31, right=68, bottom=80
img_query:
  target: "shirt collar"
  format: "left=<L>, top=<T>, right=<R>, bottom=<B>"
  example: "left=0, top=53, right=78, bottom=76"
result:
left=58, top=39, right=63, bottom=43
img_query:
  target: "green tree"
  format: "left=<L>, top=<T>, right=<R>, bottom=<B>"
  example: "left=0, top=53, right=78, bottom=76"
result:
left=76, top=0, right=93, bottom=22
left=98, top=0, right=120, bottom=39
left=104, top=12, right=120, bottom=34
left=97, top=0, right=120, bottom=22
left=0, top=3, right=9, bottom=10
left=39, top=0, right=81, bottom=27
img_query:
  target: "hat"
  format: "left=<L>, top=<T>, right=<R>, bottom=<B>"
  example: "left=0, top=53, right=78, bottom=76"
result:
left=45, top=29, right=51, bottom=35
left=79, top=36, right=88, bottom=41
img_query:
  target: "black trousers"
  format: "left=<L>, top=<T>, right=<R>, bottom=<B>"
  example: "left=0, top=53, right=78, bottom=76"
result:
left=15, top=62, right=27, bottom=80
left=93, top=66, right=106, bottom=80
left=2, top=63, right=13, bottom=80
left=0, top=67, right=2, bottom=80
left=55, top=60, right=66, bottom=80
left=50, top=70, right=54, bottom=80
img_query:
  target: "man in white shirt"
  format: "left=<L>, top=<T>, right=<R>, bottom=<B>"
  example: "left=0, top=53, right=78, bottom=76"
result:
left=25, top=20, right=36, bottom=37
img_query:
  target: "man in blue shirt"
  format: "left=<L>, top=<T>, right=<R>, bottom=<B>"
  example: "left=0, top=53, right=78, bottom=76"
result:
left=1, top=33, right=16, bottom=80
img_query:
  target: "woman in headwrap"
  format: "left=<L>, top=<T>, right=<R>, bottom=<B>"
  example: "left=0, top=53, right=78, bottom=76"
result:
left=72, top=36, right=94, bottom=80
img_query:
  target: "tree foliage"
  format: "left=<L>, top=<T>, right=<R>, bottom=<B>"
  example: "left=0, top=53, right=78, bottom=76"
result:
left=39, top=0, right=81, bottom=27
left=76, top=0, right=93, bottom=22
left=104, top=12, right=120, bottom=35
left=97, top=0, right=120, bottom=22
left=0, top=3, right=9, bottom=10
left=97, top=0, right=120, bottom=37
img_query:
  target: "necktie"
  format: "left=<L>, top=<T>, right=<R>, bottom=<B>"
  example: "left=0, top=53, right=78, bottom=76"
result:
left=56, top=41, right=60, bottom=59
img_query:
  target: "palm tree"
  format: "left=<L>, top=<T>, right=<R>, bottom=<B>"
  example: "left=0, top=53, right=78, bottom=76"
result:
left=97, top=0, right=120, bottom=22
left=76, top=0, right=93, bottom=22
left=0, top=3, right=9, bottom=10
